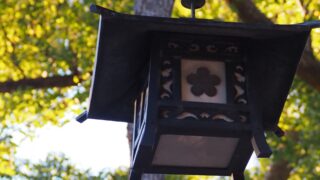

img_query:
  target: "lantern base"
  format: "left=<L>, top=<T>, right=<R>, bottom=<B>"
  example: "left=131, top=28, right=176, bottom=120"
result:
left=152, top=135, right=239, bottom=168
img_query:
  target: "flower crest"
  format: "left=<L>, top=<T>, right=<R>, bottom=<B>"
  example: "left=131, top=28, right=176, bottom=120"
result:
left=186, top=67, right=221, bottom=97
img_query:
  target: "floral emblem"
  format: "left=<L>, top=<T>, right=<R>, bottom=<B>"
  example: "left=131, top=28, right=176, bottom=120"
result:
left=186, top=67, right=221, bottom=97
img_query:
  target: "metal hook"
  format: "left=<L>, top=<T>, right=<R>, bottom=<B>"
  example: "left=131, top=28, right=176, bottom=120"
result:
left=191, top=0, right=195, bottom=18
left=181, top=0, right=205, bottom=19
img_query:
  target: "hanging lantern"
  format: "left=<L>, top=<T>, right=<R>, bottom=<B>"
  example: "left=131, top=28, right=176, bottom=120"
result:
left=76, top=2, right=320, bottom=180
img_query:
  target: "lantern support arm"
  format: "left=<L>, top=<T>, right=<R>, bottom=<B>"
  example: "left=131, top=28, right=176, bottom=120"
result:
left=251, top=130, right=272, bottom=158
left=232, top=172, right=245, bottom=180
left=76, top=111, right=88, bottom=123
left=249, top=105, right=272, bottom=157
left=248, top=74, right=272, bottom=157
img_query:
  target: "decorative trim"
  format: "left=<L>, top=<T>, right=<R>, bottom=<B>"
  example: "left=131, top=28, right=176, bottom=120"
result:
left=225, top=45, right=239, bottom=53
left=212, top=114, right=234, bottom=122
left=165, top=40, right=242, bottom=56
left=168, top=42, right=179, bottom=49
left=239, top=115, right=247, bottom=123
left=233, top=64, right=247, bottom=104
left=189, top=44, right=200, bottom=52
left=163, top=80, right=173, bottom=94
left=206, top=45, right=218, bottom=53
left=159, top=108, right=248, bottom=123
left=200, top=112, right=210, bottom=118
left=176, top=112, right=198, bottom=120
left=160, top=59, right=173, bottom=100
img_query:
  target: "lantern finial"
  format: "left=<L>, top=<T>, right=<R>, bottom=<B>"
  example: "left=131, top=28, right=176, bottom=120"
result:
left=181, top=0, right=205, bottom=18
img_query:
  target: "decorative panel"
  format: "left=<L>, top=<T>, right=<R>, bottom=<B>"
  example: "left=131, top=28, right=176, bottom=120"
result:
left=156, top=34, right=249, bottom=124
left=181, top=59, right=226, bottom=104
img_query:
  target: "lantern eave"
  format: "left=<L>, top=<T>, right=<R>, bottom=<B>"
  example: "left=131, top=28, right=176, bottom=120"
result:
left=82, top=4, right=319, bottom=126
left=90, top=4, right=320, bottom=32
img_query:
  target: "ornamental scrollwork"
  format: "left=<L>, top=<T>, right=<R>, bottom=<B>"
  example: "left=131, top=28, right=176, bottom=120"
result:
left=166, top=40, right=241, bottom=56
left=160, top=60, right=173, bottom=100
left=233, top=64, right=247, bottom=104
left=159, top=109, right=248, bottom=123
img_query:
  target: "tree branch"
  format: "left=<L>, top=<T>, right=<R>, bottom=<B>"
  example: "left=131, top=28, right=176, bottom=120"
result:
left=226, top=0, right=272, bottom=24
left=265, top=159, right=292, bottom=180
left=227, top=0, right=320, bottom=92
left=0, top=75, right=80, bottom=93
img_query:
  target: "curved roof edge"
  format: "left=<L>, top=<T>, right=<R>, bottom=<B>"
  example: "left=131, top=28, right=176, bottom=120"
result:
left=89, top=4, right=320, bottom=31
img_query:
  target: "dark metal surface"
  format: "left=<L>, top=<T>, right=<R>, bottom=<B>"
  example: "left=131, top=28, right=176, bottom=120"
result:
left=81, top=4, right=320, bottom=126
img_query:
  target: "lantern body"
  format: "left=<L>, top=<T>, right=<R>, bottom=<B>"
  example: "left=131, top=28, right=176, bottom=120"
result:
left=76, top=4, right=320, bottom=180
left=131, top=33, right=253, bottom=176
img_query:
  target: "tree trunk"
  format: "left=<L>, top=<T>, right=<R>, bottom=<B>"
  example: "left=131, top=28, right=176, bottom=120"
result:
left=134, top=0, right=174, bottom=17
left=127, top=1, right=174, bottom=180
left=265, top=160, right=292, bottom=180
left=0, top=75, right=81, bottom=92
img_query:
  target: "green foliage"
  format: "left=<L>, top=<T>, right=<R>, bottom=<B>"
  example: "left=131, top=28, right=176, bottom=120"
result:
left=9, top=153, right=128, bottom=180
left=254, top=0, right=320, bottom=23
left=269, top=79, right=320, bottom=179
left=14, top=153, right=97, bottom=179
left=0, top=0, right=133, bottom=176
left=106, top=167, right=128, bottom=180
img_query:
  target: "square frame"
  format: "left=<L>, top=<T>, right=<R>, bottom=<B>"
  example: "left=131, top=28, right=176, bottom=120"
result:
left=131, top=32, right=253, bottom=176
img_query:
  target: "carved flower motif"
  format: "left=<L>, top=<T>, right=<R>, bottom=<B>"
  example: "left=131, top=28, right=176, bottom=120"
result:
left=187, top=67, right=221, bottom=97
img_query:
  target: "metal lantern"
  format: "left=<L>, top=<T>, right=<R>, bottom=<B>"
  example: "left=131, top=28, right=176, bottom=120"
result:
left=77, top=3, right=320, bottom=180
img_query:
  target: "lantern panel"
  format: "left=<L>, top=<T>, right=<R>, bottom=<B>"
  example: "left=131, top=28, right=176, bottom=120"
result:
left=181, top=59, right=227, bottom=104
left=152, top=135, right=239, bottom=168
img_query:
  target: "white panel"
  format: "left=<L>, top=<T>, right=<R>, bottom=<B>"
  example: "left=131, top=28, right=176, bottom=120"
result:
left=181, top=59, right=226, bottom=103
left=152, top=135, right=239, bottom=168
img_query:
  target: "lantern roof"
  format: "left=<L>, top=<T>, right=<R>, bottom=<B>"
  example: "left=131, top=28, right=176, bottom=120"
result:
left=78, top=4, right=320, bottom=130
